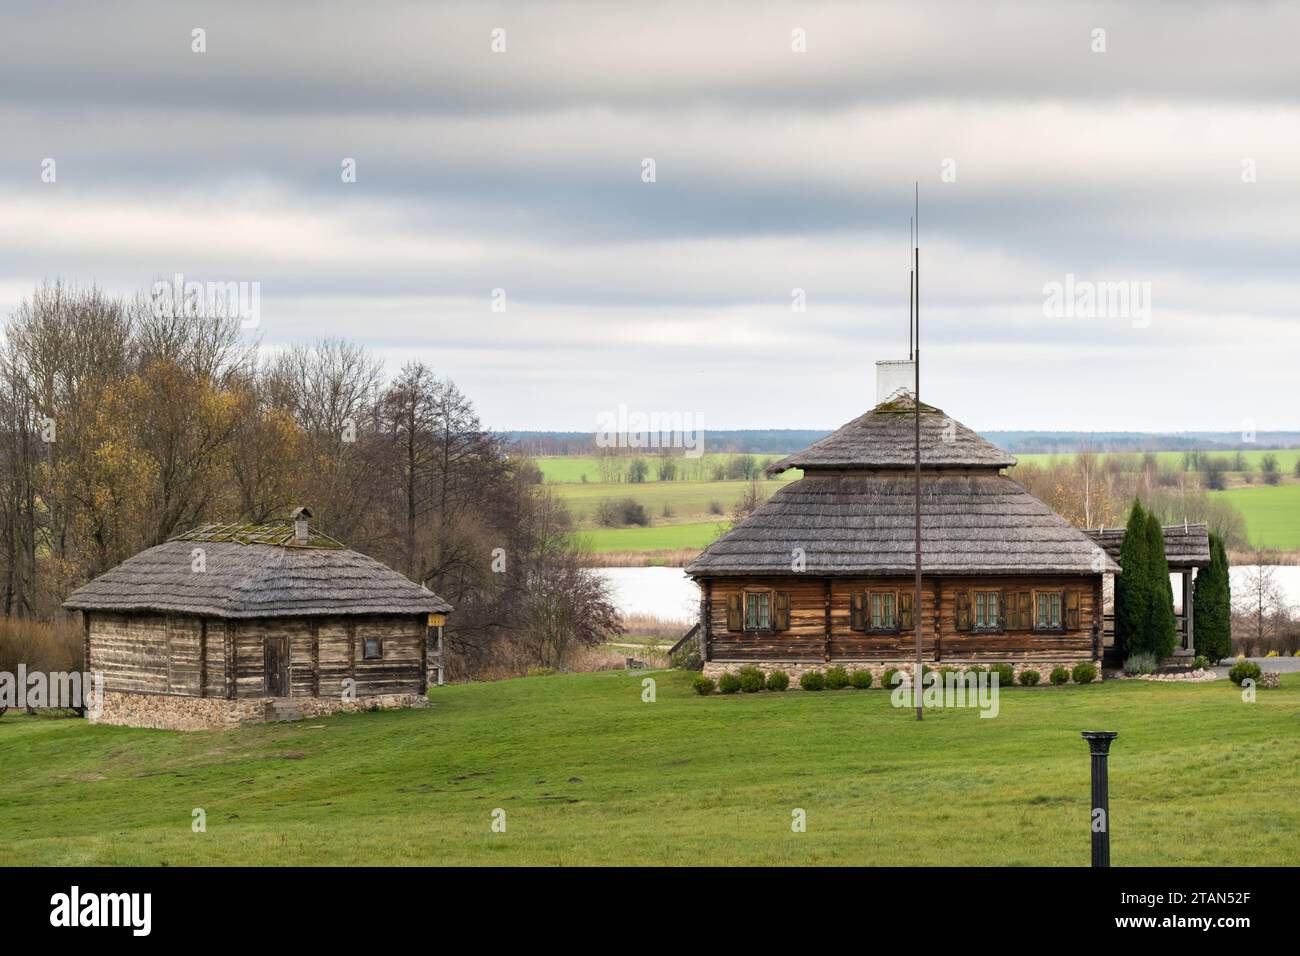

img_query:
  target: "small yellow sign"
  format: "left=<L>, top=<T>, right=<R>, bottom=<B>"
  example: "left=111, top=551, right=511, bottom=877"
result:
left=427, top=613, right=446, bottom=627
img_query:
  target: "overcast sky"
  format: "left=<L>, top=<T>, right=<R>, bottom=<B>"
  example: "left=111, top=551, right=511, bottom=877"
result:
left=2, top=0, right=1297, bottom=433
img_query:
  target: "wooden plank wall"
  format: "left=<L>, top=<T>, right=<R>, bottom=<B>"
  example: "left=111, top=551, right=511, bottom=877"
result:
left=705, top=574, right=1098, bottom=662
left=89, top=612, right=426, bottom=699
left=87, top=612, right=170, bottom=693
left=232, top=615, right=423, bottom=698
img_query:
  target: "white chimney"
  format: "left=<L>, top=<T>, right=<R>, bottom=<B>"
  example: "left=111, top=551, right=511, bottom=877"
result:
left=875, top=359, right=916, bottom=403
left=290, top=506, right=312, bottom=543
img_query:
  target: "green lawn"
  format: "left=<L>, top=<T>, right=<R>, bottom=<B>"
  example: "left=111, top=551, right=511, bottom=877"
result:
left=1219, top=483, right=1300, bottom=550
left=576, top=520, right=725, bottom=553
left=2, top=671, right=1297, bottom=865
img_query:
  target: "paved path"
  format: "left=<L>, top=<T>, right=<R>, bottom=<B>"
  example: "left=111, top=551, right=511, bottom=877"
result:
left=1212, top=656, right=1300, bottom=676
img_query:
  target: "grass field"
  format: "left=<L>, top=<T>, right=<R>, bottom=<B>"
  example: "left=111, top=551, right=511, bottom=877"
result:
left=577, top=520, right=724, bottom=553
left=536, top=454, right=793, bottom=484
left=2, top=671, right=1297, bottom=865
left=555, top=478, right=790, bottom=522
left=538, top=450, right=1299, bottom=485
left=1219, top=484, right=1300, bottom=550
left=1013, top=448, right=1300, bottom=473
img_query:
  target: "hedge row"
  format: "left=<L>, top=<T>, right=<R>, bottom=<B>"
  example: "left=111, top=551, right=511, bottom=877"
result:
left=692, top=661, right=1099, bottom=695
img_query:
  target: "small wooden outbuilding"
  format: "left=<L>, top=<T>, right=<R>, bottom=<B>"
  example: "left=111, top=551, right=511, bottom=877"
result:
left=64, top=510, right=451, bottom=729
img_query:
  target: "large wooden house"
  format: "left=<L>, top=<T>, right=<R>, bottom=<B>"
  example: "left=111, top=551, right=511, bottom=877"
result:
left=64, top=509, right=451, bottom=729
left=685, top=387, right=1122, bottom=682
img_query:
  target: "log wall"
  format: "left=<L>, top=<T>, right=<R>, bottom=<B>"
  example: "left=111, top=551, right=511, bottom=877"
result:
left=87, top=612, right=426, bottom=699
left=703, top=574, right=1099, bottom=663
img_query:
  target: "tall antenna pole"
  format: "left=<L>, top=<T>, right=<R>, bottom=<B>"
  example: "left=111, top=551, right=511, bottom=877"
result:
left=909, top=218, right=915, bottom=360
left=913, top=182, right=923, bottom=721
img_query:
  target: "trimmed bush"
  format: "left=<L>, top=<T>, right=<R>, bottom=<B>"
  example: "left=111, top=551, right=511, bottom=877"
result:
left=881, top=667, right=901, bottom=689
left=1049, top=666, right=1070, bottom=686
left=1228, top=660, right=1261, bottom=686
left=690, top=674, right=715, bottom=696
left=1192, top=655, right=1209, bottom=670
left=718, top=672, right=742, bottom=694
left=1018, top=668, right=1041, bottom=686
left=1071, top=662, right=1098, bottom=684
left=1122, top=652, right=1157, bottom=676
left=849, top=669, right=873, bottom=689
left=824, top=666, right=850, bottom=689
left=964, top=664, right=986, bottom=675
left=766, top=670, right=790, bottom=692
left=738, top=666, right=766, bottom=693
left=992, top=663, right=1015, bottom=687
left=799, top=670, right=827, bottom=691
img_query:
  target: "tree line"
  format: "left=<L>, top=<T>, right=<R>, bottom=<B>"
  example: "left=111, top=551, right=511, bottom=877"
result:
left=0, top=282, right=619, bottom=676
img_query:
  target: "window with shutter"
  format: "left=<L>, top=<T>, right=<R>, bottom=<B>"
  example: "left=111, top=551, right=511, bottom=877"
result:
left=1034, top=591, right=1064, bottom=631
left=1065, top=589, right=1081, bottom=630
left=850, top=591, right=867, bottom=631
left=868, top=591, right=897, bottom=631
left=774, top=591, right=791, bottom=631
left=899, top=590, right=915, bottom=630
left=955, top=591, right=972, bottom=631
left=726, top=593, right=742, bottom=632
left=972, top=590, right=999, bottom=630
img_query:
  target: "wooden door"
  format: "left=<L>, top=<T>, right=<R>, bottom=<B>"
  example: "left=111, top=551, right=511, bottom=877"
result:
left=265, top=636, right=289, bottom=697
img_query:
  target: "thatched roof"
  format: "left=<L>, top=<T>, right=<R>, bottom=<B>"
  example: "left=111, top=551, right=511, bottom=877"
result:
left=767, top=393, right=1017, bottom=475
left=686, top=473, right=1118, bottom=577
left=64, top=521, right=451, bottom=619
left=1085, top=522, right=1211, bottom=569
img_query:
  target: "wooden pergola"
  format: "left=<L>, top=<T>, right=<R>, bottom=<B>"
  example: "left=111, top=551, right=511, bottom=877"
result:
left=1086, top=522, right=1212, bottom=662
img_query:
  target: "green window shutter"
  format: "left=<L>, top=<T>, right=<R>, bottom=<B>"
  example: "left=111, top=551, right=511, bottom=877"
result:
left=956, top=591, right=972, bottom=632
left=773, top=591, right=790, bottom=631
left=899, top=590, right=915, bottom=630
left=850, top=591, right=866, bottom=631
left=726, top=593, right=742, bottom=632
left=1065, top=589, right=1081, bottom=630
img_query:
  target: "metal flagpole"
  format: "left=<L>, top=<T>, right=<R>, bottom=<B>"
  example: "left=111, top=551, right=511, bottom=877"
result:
left=913, top=183, right=923, bottom=721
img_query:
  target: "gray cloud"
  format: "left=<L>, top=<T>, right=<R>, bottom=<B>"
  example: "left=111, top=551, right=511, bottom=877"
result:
left=0, top=0, right=1297, bottom=431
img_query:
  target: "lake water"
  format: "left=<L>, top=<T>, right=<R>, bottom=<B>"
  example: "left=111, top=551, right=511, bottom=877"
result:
left=592, top=565, right=1300, bottom=622
left=592, top=567, right=698, bottom=622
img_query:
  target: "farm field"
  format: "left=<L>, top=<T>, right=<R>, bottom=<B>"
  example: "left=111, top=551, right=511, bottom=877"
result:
left=1012, top=448, right=1300, bottom=473
left=555, top=478, right=791, bottom=522
left=1219, top=484, right=1300, bottom=550
left=2, top=670, right=1297, bottom=866
left=535, top=450, right=1300, bottom=554
left=577, top=520, right=724, bottom=553
left=535, top=454, right=795, bottom=484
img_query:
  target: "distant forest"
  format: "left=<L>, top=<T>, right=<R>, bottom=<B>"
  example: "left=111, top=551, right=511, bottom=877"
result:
left=508, top=429, right=1300, bottom=457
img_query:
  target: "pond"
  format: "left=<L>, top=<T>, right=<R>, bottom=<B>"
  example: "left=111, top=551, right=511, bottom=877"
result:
left=591, top=567, right=698, bottom=622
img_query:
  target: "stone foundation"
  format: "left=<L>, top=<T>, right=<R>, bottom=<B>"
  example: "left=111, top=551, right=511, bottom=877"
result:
left=702, top=660, right=1101, bottom=685
left=89, top=690, right=430, bottom=731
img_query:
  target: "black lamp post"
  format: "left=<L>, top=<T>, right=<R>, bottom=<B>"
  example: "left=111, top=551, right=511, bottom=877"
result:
left=1081, top=730, right=1118, bottom=867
